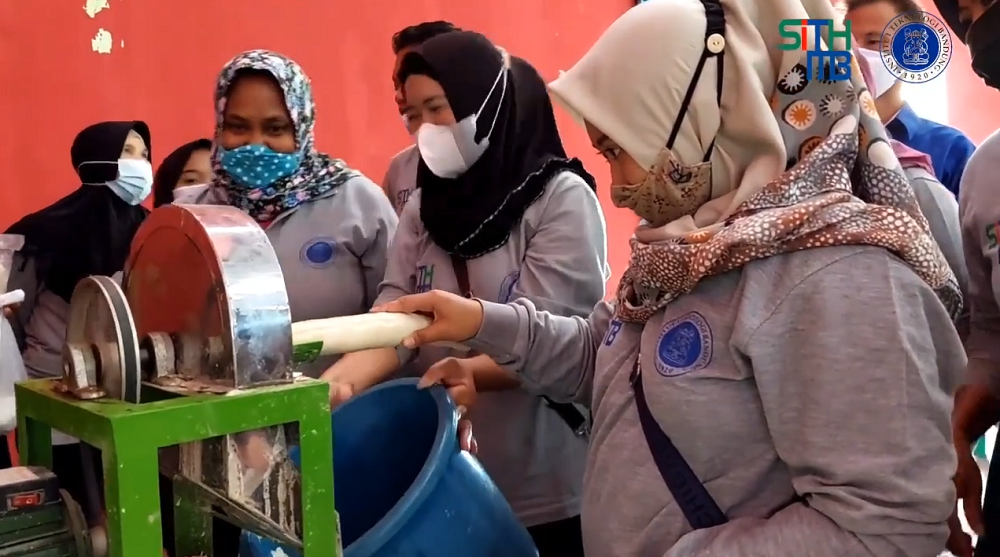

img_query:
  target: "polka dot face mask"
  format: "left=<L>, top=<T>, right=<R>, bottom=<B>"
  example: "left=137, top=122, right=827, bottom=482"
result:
left=218, top=144, right=302, bottom=188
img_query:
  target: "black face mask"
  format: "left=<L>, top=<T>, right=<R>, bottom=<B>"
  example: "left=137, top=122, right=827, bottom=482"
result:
left=968, top=3, right=1000, bottom=89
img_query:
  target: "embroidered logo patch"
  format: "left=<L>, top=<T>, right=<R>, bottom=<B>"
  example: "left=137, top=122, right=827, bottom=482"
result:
left=300, top=237, right=337, bottom=268
left=604, top=319, right=622, bottom=346
left=498, top=270, right=520, bottom=303
left=416, top=264, right=435, bottom=293
left=654, top=311, right=713, bottom=377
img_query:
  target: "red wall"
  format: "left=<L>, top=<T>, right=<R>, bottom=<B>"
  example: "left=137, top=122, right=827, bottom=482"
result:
left=0, top=0, right=996, bottom=293
left=0, top=0, right=637, bottom=289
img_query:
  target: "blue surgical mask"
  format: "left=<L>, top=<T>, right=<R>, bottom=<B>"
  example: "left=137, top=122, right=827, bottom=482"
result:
left=103, top=158, right=153, bottom=205
left=219, top=145, right=301, bottom=188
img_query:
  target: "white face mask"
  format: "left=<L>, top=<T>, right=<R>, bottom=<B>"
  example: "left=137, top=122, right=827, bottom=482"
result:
left=81, top=159, right=153, bottom=205
left=416, top=66, right=508, bottom=179
left=172, top=183, right=210, bottom=204
left=859, top=48, right=898, bottom=99
left=108, top=158, right=153, bottom=205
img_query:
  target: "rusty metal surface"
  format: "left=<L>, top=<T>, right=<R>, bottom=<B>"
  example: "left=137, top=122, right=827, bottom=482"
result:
left=123, top=204, right=301, bottom=541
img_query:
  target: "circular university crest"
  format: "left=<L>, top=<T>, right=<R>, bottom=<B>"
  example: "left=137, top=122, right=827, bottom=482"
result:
left=880, top=11, right=952, bottom=84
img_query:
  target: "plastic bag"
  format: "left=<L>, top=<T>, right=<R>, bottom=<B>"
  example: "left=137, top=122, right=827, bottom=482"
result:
left=0, top=314, right=27, bottom=433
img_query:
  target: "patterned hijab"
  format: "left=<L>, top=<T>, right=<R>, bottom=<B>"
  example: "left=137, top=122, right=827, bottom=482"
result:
left=211, top=50, right=359, bottom=223
left=549, top=0, right=960, bottom=323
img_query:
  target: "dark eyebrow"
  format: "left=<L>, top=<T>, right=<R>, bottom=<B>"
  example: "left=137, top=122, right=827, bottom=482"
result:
left=261, top=115, right=291, bottom=126
left=421, top=95, right=447, bottom=107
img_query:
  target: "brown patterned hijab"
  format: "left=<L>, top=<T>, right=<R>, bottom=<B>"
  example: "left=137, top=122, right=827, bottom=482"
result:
left=549, top=0, right=960, bottom=324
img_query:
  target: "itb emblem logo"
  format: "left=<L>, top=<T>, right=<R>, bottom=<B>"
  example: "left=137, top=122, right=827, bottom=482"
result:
left=880, top=11, right=952, bottom=84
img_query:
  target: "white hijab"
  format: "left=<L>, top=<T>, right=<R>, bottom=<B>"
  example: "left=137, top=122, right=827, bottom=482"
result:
left=548, top=0, right=851, bottom=236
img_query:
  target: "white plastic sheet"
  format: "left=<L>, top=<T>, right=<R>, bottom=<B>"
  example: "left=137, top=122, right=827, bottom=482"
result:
left=0, top=314, right=26, bottom=433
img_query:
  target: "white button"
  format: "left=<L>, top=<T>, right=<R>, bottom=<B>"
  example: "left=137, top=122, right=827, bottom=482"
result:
left=707, top=33, right=725, bottom=54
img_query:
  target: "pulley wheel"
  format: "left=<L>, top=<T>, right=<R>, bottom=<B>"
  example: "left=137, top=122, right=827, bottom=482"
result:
left=65, top=276, right=142, bottom=403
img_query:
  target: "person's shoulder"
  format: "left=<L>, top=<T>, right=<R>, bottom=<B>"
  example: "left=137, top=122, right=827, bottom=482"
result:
left=343, top=173, right=385, bottom=197
left=743, top=246, right=934, bottom=314
left=960, top=129, right=1000, bottom=202
left=392, top=143, right=419, bottom=162
left=386, top=144, right=419, bottom=173
left=927, top=122, right=976, bottom=153
left=544, top=169, right=596, bottom=193
left=965, top=129, right=1000, bottom=173
left=534, top=169, right=600, bottom=210
left=520, top=169, right=598, bottom=227
left=293, top=174, right=392, bottom=220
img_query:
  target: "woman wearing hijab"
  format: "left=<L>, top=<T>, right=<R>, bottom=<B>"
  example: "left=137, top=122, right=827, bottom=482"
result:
left=369, top=1, right=965, bottom=555
left=321, top=32, right=607, bottom=554
left=152, top=139, right=215, bottom=206
left=207, top=49, right=397, bottom=376
left=4, top=120, right=152, bottom=527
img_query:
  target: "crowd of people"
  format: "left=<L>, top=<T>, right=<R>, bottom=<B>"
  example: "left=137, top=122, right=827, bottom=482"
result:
left=1, top=0, right=999, bottom=555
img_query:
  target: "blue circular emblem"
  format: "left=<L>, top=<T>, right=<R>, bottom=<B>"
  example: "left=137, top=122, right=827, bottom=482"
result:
left=654, top=312, right=713, bottom=377
left=881, top=11, right=952, bottom=84
left=300, top=237, right=337, bottom=268
left=498, top=271, right=520, bottom=303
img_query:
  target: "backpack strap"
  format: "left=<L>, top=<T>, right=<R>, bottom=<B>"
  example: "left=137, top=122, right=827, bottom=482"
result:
left=630, top=358, right=727, bottom=529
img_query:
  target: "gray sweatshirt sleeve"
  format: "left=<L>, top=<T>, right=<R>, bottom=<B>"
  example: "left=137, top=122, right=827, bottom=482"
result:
left=373, top=193, right=423, bottom=366
left=666, top=251, right=959, bottom=557
left=906, top=166, right=969, bottom=338
left=338, top=177, right=399, bottom=309
left=512, top=172, right=609, bottom=316
left=466, top=299, right=615, bottom=405
left=961, top=218, right=1000, bottom=363
left=958, top=140, right=1000, bottom=391
left=375, top=193, right=421, bottom=306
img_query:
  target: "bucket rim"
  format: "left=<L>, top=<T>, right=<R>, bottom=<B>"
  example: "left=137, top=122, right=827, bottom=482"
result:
left=338, top=377, right=458, bottom=555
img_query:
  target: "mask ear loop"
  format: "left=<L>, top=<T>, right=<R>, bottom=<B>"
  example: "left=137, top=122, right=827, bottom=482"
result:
left=473, top=63, right=509, bottom=143
left=77, top=160, right=122, bottom=186
left=663, top=0, right=727, bottom=163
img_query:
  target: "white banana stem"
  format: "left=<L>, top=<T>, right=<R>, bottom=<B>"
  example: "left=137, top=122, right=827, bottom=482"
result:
left=290, top=313, right=468, bottom=356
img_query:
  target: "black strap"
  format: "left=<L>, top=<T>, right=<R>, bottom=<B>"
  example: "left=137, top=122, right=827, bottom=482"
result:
left=449, top=255, right=589, bottom=436
left=630, top=359, right=727, bottom=530
left=450, top=255, right=476, bottom=299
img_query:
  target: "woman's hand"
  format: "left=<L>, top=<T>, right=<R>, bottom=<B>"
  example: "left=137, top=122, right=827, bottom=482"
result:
left=326, top=380, right=354, bottom=407
left=420, top=357, right=478, bottom=454
left=1, top=302, right=19, bottom=320
left=949, top=433, right=984, bottom=556
left=419, top=357, right=478, bottom=408
left=372, top=291, right=484, bottom=349
left=455, top=406, right=477, bottom=455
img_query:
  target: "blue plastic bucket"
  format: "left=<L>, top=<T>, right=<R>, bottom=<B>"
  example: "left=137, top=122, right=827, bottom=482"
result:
left=241, top=378, right=538, bottom=557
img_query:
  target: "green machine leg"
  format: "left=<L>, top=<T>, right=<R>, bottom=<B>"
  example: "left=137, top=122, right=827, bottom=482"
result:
left=16, top=378, right=338, bottom=557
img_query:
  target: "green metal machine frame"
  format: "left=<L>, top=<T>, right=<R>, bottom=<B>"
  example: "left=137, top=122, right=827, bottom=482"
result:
left=15, top=378, right=339, bottom=557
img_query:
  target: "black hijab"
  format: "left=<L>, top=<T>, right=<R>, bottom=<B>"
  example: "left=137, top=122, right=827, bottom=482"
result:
left=5, top=121, right=151, bottom=302
left=153, top=138, right=212, bottom=207
left=399, top=31, right=595, bottom=259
